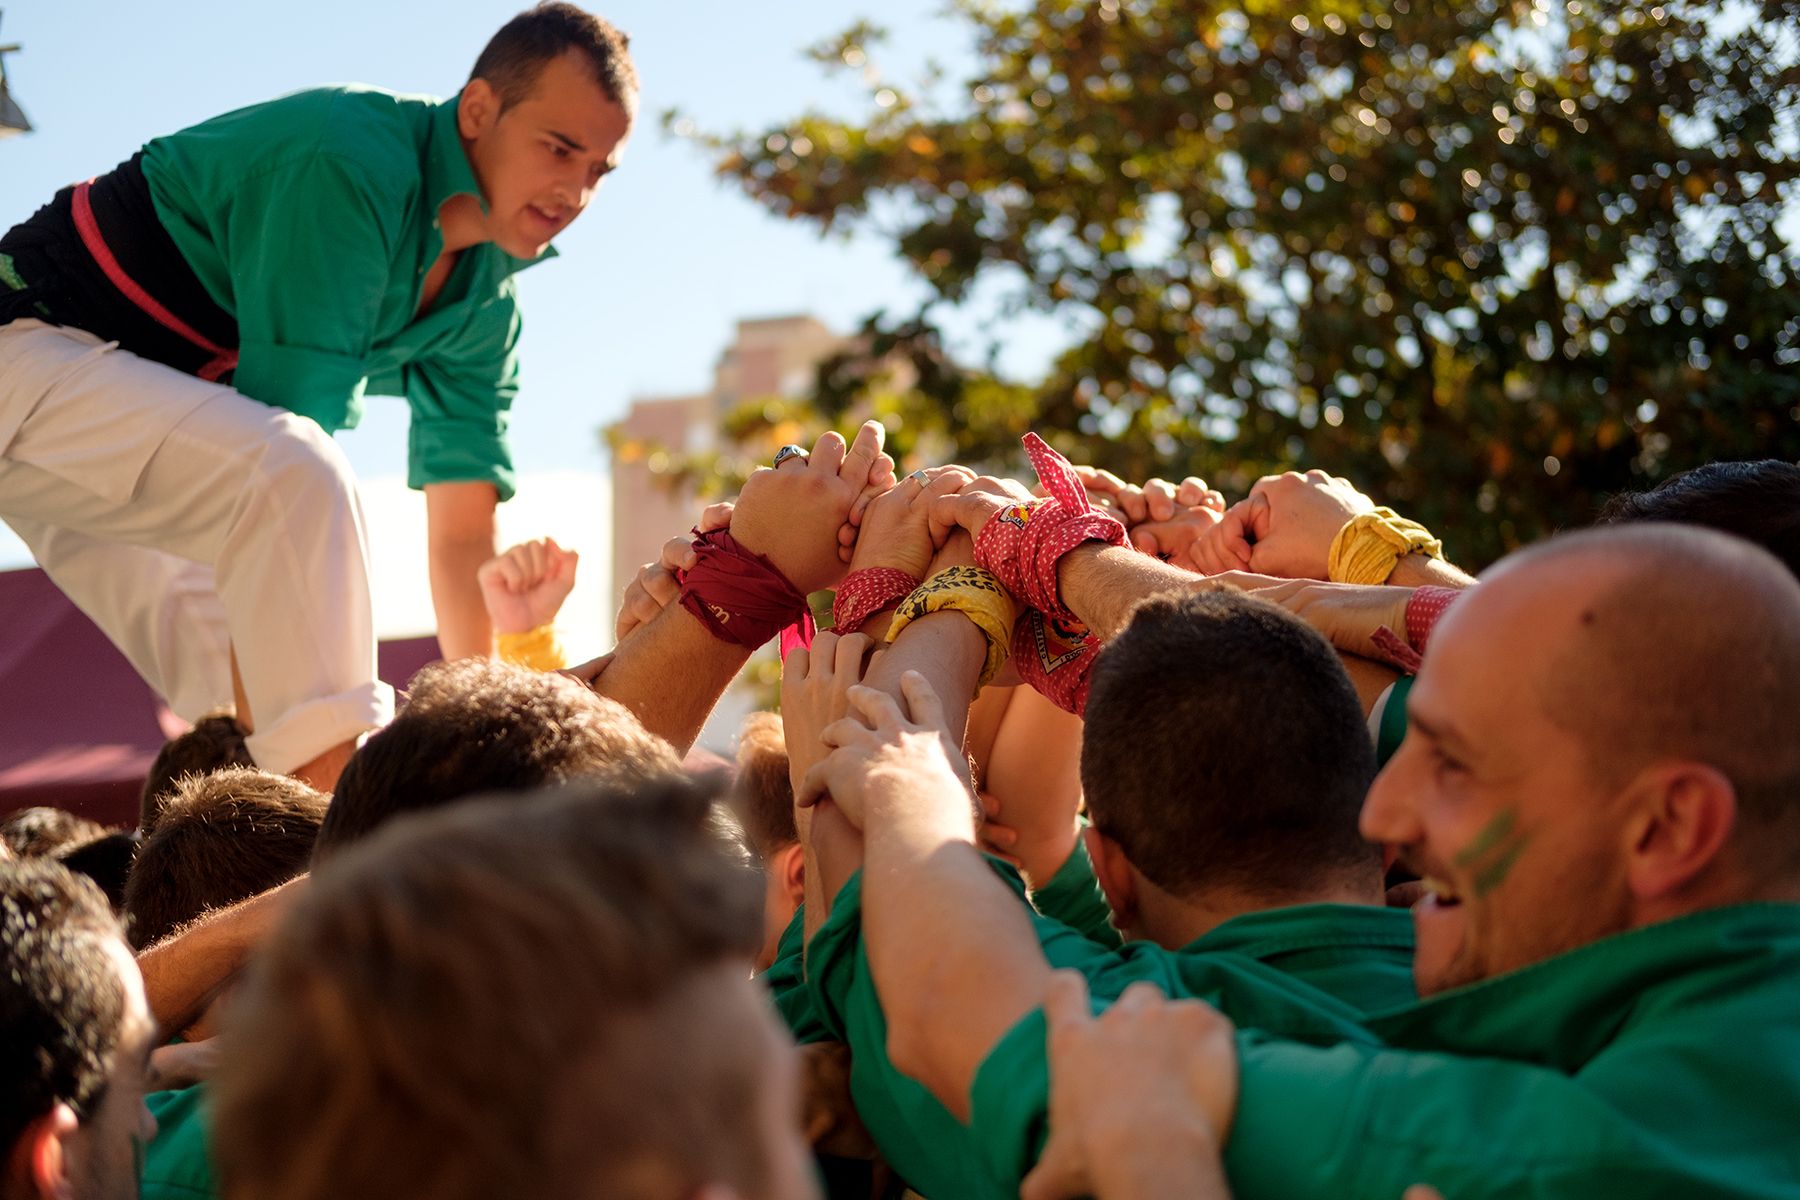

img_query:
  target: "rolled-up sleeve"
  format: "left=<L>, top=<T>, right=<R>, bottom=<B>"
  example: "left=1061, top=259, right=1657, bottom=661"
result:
left=405, top=278, right=520, bottom=502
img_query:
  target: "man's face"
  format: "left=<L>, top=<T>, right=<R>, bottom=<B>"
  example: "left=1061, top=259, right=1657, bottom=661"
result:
left=66, top=941, right=158, bottom=1200
left=1360, top=567, right=1637, bottom=996
left=462, top=50, right=633, bottom=259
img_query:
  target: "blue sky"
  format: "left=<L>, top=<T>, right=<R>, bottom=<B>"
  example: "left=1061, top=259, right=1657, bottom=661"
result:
left=0, top=0, right=1075, bottom=583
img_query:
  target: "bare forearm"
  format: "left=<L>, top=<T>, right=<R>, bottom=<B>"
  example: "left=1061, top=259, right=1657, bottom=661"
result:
left=430, top=537, right=498, bottom=660
left=1388, top=552, right=1476, bottom=589
left=864, top=786, right=1050, bottom=1119
left=592, top=603, right=750, bottom=755
left=862, top=611, right=1049, bottom=1117
left=1058, top=544, right=1201, bottom=640
left=986, top=687, right=1085, bottom=888
left=138, top=877, right=303, bottom=1032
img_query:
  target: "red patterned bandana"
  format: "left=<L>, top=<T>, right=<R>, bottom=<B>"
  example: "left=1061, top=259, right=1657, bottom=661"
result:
left=678, top=529, right=816, bottom=651
left=1011, top=609, right=1102, bottom=714
left=974, top=433, right=1129, bottom=624
left=831, top=567, right=920, bottom=635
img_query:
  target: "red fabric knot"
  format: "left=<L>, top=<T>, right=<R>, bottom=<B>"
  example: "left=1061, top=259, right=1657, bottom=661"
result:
left=831, top=568, right=920, bottom=636
left=678, top=528, right=816, bottom=651
left=974, top=433, right=1128, bottom=624
left=1369, top=626, right=1424, bottom=675
left=1405, top=586, right=1464, bottom=656
left=1012, top=609, right=1102, bottom=715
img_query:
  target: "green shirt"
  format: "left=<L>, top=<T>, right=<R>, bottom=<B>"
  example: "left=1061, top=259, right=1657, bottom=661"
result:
left=141, top=1085, right=216, bottom=1200
left=809, top=864, right=1415, bottom=1199
left=141, top=86, right=556, bottom=501
left=1225, top=903, right=1800, bottom=1199
left=764, top=905, right=833, bottom=1045
left=1026, top=827, right=1121, bottom=950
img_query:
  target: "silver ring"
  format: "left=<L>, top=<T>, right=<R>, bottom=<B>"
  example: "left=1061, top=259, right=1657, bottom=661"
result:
left=773, top=444, right=809, bottom=468
left=907, top=468, right=930, bottom=486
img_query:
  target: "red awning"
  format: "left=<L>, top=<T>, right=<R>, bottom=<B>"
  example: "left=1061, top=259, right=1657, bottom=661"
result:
left=0, top=566, right=439, bottom=826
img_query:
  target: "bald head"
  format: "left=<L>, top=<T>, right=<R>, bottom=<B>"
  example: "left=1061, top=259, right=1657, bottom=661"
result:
left=1487, top=524, right=1800, bottom=871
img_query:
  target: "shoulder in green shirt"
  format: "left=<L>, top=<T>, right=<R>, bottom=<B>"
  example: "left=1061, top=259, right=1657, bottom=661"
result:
left=810, top=861, right=1414, bottom=1199
left=142, top=86, right=557, bottom=501
left=141, top=1084, right=217, bottom=1200
left=764, top=904, right=832, bottom=1045
left=1226, top=903, right=1800, bottom=1199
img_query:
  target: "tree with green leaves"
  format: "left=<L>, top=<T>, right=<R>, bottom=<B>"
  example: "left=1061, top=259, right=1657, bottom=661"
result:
left=673, top=0, right=1800, bottom=567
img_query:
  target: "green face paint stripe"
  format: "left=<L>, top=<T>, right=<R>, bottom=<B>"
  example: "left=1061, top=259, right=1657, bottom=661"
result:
left=1453, top=807, right=1518, bottom=868
left=1472, top=836, right=1529, bottom=898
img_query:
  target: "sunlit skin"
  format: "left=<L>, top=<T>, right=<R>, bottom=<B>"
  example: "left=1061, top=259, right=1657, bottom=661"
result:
left=444, top=48, right=634, bottom=263
left=1359, top=558, right=1640, bottom=996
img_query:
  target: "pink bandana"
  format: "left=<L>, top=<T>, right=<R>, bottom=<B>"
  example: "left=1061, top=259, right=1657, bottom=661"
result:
left=974, top=433, right=1129, bottom=625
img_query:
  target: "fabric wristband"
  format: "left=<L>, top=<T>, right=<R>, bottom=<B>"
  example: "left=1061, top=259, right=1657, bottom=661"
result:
left=884, top=566, right=1017, bottom=688
left=1011, top=609, right=1102, bottom=715
left=1405, top=585, right=1464, bottom=654
left=678, top=528, right=817, bottom=651
left=496, top=623, right=568, bottom=672
left=831, top=567, right=920, bottom=635
left=974, top=433, right=1129, bottom=623
left=1327, top=508, right=1444, bottom=585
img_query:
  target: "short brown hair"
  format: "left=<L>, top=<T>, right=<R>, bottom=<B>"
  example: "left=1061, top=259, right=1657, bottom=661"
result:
left=1, top=807, right=108, bottom=859
left=314, top=659, right=682, bottom=862
left=730, top=712, right=797, bottom=861
left=470, top=2, right=637, bottom=110
left=1, top=859, right=127, bottom=1154
left=213, top=775, right=768, bottom=1200
left=140, top=711, right=254, bottom=833
left=1082, top=590, right=1380, bottom=900
left=124, top=768, right=327, bottom=950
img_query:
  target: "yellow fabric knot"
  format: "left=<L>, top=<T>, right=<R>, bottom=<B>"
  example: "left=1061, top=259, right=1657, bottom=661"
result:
left=885, top=566, right=1018, bottom=688
left=1327, top=509, right=1443, bottom=585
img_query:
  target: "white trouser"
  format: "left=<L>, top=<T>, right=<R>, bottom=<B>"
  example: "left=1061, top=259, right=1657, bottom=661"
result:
left=0, top=319, right=393, bottom=773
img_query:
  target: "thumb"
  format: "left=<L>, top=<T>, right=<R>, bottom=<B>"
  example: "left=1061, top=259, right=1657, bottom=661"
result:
left=898, top=670, right=946, bottom=731
left=1019, top=1140, right=1084, bottom=1200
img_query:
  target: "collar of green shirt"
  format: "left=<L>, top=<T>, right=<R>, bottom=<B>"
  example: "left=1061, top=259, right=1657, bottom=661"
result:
left=422, top=93, right=559, bottom=270
left=1183, top=902, right=1415, bottom=960
left=1366, top=902, right=1800, bottom=1068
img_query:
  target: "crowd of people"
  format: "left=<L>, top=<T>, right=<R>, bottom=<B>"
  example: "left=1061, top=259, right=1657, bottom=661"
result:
left=3, top=3, right=1799, bottom=1198
left=5, top=435, right=1800, bottom=1199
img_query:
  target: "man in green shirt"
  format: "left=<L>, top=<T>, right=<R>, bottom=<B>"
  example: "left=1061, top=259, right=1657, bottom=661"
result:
left=0, top=3, right=635, bottom=788
left=819, top=514, right=1800, bottom=1199
left=790, top=587, right=1414, bottom=1199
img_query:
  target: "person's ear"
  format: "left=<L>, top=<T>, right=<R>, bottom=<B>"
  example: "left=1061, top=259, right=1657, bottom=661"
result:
left=1084, top=826, right=1138, bottom=937
left=458, top=78, right=502, bottom=141
left=778, top=842, right=806, bottom=908
left=1620, top=761, right=1738, bottom=904
left=10, top=1102, right=80, bottom=1200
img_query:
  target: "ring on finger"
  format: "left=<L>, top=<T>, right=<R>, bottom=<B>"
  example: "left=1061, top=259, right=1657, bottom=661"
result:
left=773, top=444, right=810, bottom=468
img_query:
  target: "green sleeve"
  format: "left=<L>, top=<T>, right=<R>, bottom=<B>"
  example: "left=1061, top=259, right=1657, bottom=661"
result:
left=223, top=152, right=400, bottom=432
left=1224, top=1034, right=1732, bottom=1199
left=404, top=280, right=520, bottom=502
left=802, top=863, right=1118, bottom=1200
left=140, top=1085, right=218, bottom=1200
left=1375, top=674, right=1414, bottom=768
left=1028, top=828, right=1120, bottom=950
left=762, top=905, right=832, bottom=1045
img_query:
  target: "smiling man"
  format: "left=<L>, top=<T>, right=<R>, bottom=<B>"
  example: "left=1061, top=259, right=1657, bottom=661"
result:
left=1190, top=522, right=1800, bottom=1198
left=0, top=3, right=634, bottom=789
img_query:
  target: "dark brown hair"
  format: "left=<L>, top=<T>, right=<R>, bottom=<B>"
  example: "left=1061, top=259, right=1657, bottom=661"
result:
left=124, top=767, right=327, bottom=949
left=0, top=859, right=127, bottom=1152
left=470, top=2, right=637, bottom=110
left=1082, top=590, right=1380, bottom=900
left=214, top=775, right=768, bottom=1200
left=313, top=659, right=681, bottom=863
left=140, top=710, right=254, bottom=833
